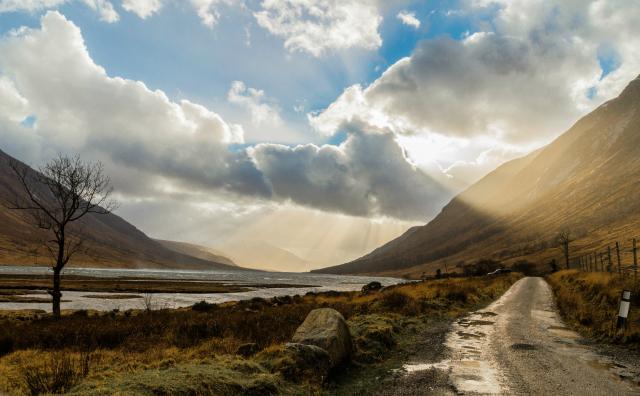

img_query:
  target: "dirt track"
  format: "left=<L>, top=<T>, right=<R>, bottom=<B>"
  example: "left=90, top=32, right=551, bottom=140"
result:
left=401, top=277, right=640, bottom=395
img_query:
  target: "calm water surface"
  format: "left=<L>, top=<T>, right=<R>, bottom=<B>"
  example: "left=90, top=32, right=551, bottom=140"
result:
left=0, top=266, right=403, bottom=312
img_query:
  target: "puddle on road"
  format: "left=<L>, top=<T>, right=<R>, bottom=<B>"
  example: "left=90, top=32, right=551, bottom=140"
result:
left=399, top=279, right=525, bottom=394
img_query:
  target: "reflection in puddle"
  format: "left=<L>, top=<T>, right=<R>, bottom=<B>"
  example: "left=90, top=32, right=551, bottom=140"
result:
left=398, top=279, right=525, bottom=394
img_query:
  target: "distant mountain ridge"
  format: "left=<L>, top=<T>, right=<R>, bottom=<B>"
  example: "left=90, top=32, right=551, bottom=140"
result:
left=0, top=149, right=243, bottom=271
left=316, top=75, right=640, bottom=277
left=156, top=240, right=236, bottom=267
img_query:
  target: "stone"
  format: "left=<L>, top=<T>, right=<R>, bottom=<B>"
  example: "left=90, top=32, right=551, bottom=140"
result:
left=291, top=308, right=352, bottom=368
left=283, top=343, right=332, bottom=381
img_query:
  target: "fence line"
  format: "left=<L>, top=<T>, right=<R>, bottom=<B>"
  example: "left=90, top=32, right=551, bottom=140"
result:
left=568, top=237, right=639, bottom=279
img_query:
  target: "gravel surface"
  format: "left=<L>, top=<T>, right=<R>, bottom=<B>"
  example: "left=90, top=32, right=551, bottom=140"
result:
left=400, top=277, right=640, bottom=395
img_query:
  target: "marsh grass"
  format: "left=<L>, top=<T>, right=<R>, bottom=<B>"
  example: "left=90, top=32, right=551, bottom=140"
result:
left=548, top=270, right=640, bottom=343
left=0, top=273, right=520, bottom=395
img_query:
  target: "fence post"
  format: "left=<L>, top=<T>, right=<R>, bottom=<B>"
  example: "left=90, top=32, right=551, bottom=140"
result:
left=633, top=238, right=638, bottom=281
left=616, top=242, right=622, bottom=276
left=601, top=252, right=605, bottom=272
left=608, top=246, right=612, bottom=273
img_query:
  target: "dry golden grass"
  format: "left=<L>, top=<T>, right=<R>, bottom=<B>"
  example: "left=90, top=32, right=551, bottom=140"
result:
left=548, top=270, right=640, bottom=344
left=0, top=273, right=520, bottom=395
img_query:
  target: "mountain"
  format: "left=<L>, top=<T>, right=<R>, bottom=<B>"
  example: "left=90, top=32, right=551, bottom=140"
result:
left=214, top=240, right=318, bottom=272
left=316, top=75, right=640, bottom=277
left=0, top=149, right=243, bottom=271
left=156, top=240, right=236, bottom=267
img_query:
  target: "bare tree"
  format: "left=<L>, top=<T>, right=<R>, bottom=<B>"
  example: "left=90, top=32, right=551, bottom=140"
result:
left=7, top=154, right=117, bottom=318
left=556, top=230, right=572, bottom=270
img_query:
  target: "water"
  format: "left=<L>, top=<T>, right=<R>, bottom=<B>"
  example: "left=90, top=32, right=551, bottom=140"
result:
left=0, top=266, right=402, bottom=312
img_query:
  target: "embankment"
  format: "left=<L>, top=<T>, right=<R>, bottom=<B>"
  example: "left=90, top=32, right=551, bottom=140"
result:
left=548, top=270, right=640, bottom=344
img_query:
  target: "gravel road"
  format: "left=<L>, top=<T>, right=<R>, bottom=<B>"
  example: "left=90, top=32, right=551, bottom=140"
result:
left=402, top=277, right=640, bottom=395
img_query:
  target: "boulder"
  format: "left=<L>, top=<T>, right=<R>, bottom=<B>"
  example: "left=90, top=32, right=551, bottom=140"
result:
left=291, top=308, right=352, bottom=367
left=282, top=343, right=332, bottom=382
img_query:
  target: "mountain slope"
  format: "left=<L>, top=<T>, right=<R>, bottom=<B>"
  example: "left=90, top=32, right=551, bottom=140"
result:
left=0, top=149, right=243, bottom=271
left=156, top=240, right=236, bottom=267
left=214, top=240, right=318, bottom=272
left=316, top=75, right=640, bottom=277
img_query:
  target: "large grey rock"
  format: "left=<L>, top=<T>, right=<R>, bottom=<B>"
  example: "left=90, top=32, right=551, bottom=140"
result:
left=291, top=308, right=352, bottom=367
left=283, top=343, right=332, bottom=382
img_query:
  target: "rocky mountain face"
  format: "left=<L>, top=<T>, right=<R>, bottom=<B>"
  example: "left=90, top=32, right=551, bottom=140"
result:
left=0, top=149, right=241, bottom=271
left=317, top=75, right=640, bottom=277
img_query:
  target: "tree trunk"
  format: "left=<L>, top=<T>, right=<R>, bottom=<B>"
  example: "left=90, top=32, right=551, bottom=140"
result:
left=564, top=245, right=570, bottom=269
left=52, top=267, right=62, bottom=318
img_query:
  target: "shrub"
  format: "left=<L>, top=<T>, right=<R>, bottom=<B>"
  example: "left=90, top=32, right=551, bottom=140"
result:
left=0, top=335, right=13, bottom=357
left=512, top=260, right=536, bottom=275
left=20, top=351, right=91, bottom=395
left=192, top=300, right=216, bottom=312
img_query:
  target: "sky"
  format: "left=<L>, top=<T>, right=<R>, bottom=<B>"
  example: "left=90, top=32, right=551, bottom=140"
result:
left=1, top=0, right=639, bottom=271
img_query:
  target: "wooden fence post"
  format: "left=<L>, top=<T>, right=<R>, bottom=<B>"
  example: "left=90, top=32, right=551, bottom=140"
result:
left=616, top=242, right=622, bottom=276
left=608, top=246, right=612, bottom=273
left=633, top=238, right=638, bottom=281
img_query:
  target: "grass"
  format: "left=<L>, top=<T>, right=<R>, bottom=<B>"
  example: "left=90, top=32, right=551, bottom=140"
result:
left=548, top=270, right=640, bottom=344
left=0, top=273, right=520, bottom=395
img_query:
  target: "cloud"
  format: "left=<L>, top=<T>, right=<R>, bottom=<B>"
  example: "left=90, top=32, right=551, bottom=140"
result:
left=189, top=0, right=238, bottom=28
left=253, top=0, right=382, bottom=57
left=0, top=0, right=68, bottom=13
left=396, top=10, right=420, bottom=28
left=313, top=32, right=600, bottom=144
left=252, top=124, right=450, bottom=219
left=0, top=11, right=448, bottom=221
left=121, top=0, right=163, bottom=19
left=0, top=77, right=29, bottom=123
left=0, top=0, right=119, bottom=22
left=228, top=80, right=283, bottom=127
left=313, top=1, right=640, bottom=148
left=0, top=11, right=268, bottom=199
left=84, top=0, right=119, bottom=22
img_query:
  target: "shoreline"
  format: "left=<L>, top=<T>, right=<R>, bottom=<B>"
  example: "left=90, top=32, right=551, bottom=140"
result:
left=0, top=273, right=317, bottom=294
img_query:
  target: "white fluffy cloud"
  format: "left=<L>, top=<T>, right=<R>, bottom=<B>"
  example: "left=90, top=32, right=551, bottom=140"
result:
left=310, top=0, right=640, bottom=184
left=0, top=0, right=119, bottom=22
left=0, top=11, right=447, bottom=220
left=396, top=10, right=420, bottom=29
left=0, top=12, right=268, bottom=199
left=228, top=81, right=283, bottom=127
left=253, top=0, right=382, bottom=57
left=121, top=0, right=162, bottom=18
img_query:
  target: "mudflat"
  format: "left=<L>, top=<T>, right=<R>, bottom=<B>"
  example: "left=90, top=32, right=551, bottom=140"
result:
left=0, top=273, right=315, bottom=294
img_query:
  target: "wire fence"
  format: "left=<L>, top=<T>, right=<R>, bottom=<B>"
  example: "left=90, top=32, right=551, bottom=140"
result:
left=567, top=238, right=640, bottom=279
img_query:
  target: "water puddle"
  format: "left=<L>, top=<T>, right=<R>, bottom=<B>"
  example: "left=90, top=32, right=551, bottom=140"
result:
left=398, top=279, right=526, bottom=394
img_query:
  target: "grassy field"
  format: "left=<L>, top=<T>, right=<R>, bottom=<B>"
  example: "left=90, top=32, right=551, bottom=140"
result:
left=548, top=270, right=640, bottom=344
left=0, top=273, right=520, bottom=395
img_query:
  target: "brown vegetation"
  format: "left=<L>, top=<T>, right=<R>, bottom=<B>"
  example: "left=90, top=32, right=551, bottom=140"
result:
left=548, top=270, right=640, bottom=343
left=0, top=273, right=520, bottom=395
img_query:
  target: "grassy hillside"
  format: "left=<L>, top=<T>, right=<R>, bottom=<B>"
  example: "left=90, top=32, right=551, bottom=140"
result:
left=0, top=149, right=240, bottom=271
left=548, top=270, right=640, bottom=344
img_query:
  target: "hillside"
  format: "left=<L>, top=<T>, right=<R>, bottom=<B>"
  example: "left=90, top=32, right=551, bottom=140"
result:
left=0, top=149, right=242, bottom=271
left=214, top=240, right=318, bottom=272
left=316, top=75, right=640, bottom=277
left=156, top=240, right=236, bottom=267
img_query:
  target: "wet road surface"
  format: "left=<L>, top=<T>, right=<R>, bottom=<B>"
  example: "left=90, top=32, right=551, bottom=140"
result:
left=403, top=277, right=640, bottom=395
